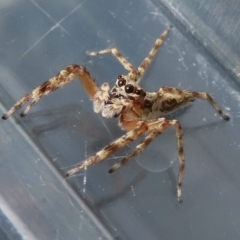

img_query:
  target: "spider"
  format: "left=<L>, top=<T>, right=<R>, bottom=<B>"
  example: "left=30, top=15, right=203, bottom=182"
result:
left=2, top=26, right=229, bottom=202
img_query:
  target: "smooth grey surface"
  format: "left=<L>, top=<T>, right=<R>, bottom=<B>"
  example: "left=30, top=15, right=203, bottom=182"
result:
left=0, top=0, right=240, bottom=240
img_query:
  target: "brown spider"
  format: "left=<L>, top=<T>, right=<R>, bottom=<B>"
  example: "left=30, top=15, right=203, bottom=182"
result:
left=2, top=26, right=229, bottom=202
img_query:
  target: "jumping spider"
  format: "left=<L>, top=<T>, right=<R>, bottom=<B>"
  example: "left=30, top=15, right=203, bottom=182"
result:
left=2, top=26, right=229, bottom=202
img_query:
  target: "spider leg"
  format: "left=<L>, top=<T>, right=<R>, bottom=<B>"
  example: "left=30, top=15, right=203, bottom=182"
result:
left=137, top=26, right=172, bottom=81
left=65, top=121, right=148, bottom=177
left=108, top=128, right=162, bottom=173
left=2, top=65, right=99, bottom=119
left=110, top=118, right=184, bottom=203
left=86, top=48, right=136, bottom=74
left=192, top=91, right=230, bottom=120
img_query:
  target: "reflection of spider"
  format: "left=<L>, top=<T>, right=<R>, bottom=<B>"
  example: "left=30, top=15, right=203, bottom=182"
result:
left=2, top=26, right=229, bottom=202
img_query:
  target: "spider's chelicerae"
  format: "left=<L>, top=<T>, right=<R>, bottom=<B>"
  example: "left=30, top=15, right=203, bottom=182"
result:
left=2, top=26, right=229, bottom=202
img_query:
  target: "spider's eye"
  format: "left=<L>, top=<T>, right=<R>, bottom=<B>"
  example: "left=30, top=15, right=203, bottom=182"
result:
left=125, top=84, right=134, bottom=93
left=118, top=78, right=126, bottom=87
left=117, top=75, right=122, bottom=79
left=135, top=89, right=142, bottom=95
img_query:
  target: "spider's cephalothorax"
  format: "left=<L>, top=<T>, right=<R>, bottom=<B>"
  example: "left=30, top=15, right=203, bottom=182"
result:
left=2, top=26, right=229, bottom=202
left=93, top=74, right=146, bottom=122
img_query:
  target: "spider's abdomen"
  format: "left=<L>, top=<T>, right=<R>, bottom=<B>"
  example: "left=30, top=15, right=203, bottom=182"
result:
left=159, top=87, right=194, bottom=112
left=142, top=87, right=195, bottom=119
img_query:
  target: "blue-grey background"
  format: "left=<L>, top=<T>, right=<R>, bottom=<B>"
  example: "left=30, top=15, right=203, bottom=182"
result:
left=0, top=0, right=240, bottom=239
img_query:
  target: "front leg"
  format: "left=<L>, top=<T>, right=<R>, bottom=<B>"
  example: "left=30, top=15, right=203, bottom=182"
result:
left=2, top=65, right=99, bottom=119
left=86, top=48, right=136, bottom=73
left=86, top=48, right=139, bottom=81
left=137, top=26, right=172, bottom=80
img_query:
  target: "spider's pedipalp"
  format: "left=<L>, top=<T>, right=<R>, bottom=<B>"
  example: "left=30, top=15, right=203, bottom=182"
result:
left=93, top=83, right=110, bottom=113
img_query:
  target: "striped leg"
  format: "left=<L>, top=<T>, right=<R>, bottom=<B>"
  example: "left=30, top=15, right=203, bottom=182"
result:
left=192, top=91, right=230, bottom=120
left=137, top=26, right=172, bottom=81
left=109, top=118, right=185, bottom=202
left=169, top=120, right=185, bottom=203
left=86, top=48, right=136, bottom=73
left=65, top=121, right=148, bottom=177
left=2, top=65, right=99, bottom=119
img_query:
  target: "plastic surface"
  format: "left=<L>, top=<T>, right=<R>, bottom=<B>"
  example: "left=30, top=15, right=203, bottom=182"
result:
left=0, top=0, right=240, bottom=239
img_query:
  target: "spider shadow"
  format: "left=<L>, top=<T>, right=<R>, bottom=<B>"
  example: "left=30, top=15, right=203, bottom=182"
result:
left=24, top=103, right=122, bottom=147
left=95, top=169, right=148, bottom=209
left=17, top=103, right=123, bottom=174
left=94, top=164, right=180, bottom=208
left=181, top=118, right=240, bottom=191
